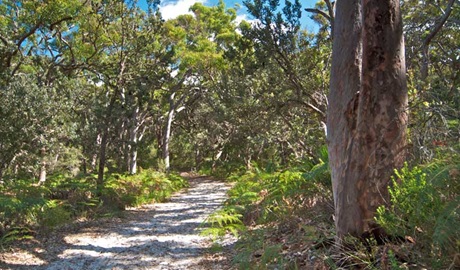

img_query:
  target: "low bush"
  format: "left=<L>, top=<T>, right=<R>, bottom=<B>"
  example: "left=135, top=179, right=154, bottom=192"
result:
left=104, top=170, right=188, bottom=208
left=0, top=170, right=188, bottom=246
left=205, top=151, right=334, bottom=269
left=376, top=160, right=460, bottom=268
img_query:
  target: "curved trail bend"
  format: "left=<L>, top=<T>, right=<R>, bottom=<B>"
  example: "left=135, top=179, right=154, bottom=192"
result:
left=1, top=177, right=234, bottom=270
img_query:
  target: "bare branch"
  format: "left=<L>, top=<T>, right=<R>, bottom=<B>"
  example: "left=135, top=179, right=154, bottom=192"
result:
left=325, top=0, right=335, bottom=36
left=0, top=35, right=8, bottom=46
left=305, top=8, right=330, bottom=21
left=420, top=0, right=456, bottom=79
left=305, top=0, right=335, bottom=37
left=423, top=0, right=455, bottom=47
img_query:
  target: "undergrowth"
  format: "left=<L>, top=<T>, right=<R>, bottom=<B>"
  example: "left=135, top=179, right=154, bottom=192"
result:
left=375, top=159, right=460, bottom=268
left=0, top=169, right=187, bottom=247
left=203, top=147, right=335, bottom=269
left=206, top=149, right=460, bottom=269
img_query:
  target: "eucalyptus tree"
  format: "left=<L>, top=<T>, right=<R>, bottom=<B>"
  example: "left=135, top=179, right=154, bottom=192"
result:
left=0, top=0, right=87, bottom=181
left=201, top=0, right=331, bottom=168
left=243, top=0, right=328, bottom=121
left=0, top=76, right=55, bottom=181
left=0, top=0, right=83, bottom=80
left=403, top=0, right=457, bottom=81
left=47, top=0, right=174, bottom=188
left=402, top=0, right=460, bottom=161
left=160, top=1, right=240, bottom=171
left=327, top=0, right=407, bottom=240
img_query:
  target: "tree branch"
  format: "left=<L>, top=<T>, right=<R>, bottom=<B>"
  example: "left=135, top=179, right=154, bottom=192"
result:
left=420, top=0, right=456, bottom=80
left=49, top=16, right=73, bottom=30
left=305, top=0, right=335, bottom=37
left=0, top=35, right=8, bottom=46
left=305, top=8, right=330, bottom=21
left=423, top=0, right=455, bottom=47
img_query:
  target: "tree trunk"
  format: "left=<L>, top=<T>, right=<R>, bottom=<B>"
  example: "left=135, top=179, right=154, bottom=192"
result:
left=97, top=98, right=116, bottom=192
left=327, top=0, right=408, bottom=239
left=128, top=106, right=139, bottom=174
left=194, top=143, right=201, bottom=170
left=327, top=3, right=363, bottom=238
left=38, top=147, right=47, bottom=185
left=0, top=165, right=5, bottom=183
left=420, top=0, right=456, bottom=81
left=163, top=96, right=175, bottom=173
left=211, top=146, right=224, bottom=171
left=82, top=157, right=87, bottom=174
left=97, top=130, right=108, bottom=192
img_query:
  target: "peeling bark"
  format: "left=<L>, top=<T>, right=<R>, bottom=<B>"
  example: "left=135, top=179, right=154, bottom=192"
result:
left=328, top=0, right=408, bottom=239
left=328, top=0, right=363, bottom=238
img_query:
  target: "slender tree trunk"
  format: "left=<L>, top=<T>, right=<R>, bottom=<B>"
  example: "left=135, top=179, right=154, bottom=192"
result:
left=91, top=153, right=98, bottom=172
left=0, top=167, right=4, bottom=183
left=38, top=147, right=46, bottom=185
left=97, top=93, right=117, bottom=191
left=194, top=143, right=201, bottom=170
left=212, top=146, right=224, bottom=171
left=327, top=0, right=408, bottom=239
left=128, top=106, right=139, bottom=174
left=97, top=130, right=109, bottom=191
left=163, top=96, right=175, bottom=173
left=129, top=147, right=138, bottom=174
left=82, top=158, right=87, bottom=174
left=97, top=53, right=126, bottom=187
left=420, top=0, right=455, bottom=81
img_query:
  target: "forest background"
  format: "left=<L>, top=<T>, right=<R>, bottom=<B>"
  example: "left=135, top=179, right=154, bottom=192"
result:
left=0, top=0, right=459, bottom=268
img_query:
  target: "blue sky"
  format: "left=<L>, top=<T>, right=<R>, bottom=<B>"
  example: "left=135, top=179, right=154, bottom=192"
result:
left=138, top=0, right=320, bottom=32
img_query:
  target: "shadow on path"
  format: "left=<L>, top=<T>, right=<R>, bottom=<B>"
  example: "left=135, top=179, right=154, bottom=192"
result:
left=0, top=176, right=232, bottom=270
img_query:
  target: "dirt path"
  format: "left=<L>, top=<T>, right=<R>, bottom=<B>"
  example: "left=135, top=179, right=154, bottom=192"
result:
left=0, top=177, right=235, bottom=270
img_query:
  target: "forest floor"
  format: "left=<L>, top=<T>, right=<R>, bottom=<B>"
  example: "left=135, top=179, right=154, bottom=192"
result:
left=0, top=175, right=236, bottom=270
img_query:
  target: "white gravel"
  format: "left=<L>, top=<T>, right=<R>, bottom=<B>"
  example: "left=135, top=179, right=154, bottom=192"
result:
left=1, top=177, right=234, bottom=270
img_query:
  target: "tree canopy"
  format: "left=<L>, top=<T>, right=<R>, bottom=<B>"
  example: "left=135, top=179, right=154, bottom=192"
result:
left=0, top=0, right=458, bottom=267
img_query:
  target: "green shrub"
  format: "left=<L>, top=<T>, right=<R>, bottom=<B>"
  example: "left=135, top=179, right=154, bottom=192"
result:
left=206, top=155, right=333, bottom=269
left=0, top=185, right=47, bottom=230
left=104, top=170, right=188, bottom=208
left=376, top=161, right=460, bottom=268
left=201, top=206, right=245, bottom=238
left=40, top=200, right=72, bottom=228
left=0, top=169, right=188, bottom=246
left=0, top=191, right=46, bottom=246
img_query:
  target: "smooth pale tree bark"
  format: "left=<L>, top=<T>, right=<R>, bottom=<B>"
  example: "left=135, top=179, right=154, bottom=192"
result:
left=97, top=127, right=109, bottom=191
left=162, top=72, right=190, bottom=172
left=327, top=0, right=408, bottom=239
left=38, top=147, right=47, bottom=185
left=163, top=92, right=178, bottom=173
left=128, top=106, right=139, bottom=175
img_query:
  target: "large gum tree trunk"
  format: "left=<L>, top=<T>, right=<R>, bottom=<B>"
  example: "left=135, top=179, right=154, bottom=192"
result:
left=327, top=0, right=408, bottom=239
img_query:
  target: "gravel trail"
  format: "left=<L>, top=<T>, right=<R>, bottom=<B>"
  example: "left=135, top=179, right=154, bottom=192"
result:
left=0, top=177, right=234, bottom=270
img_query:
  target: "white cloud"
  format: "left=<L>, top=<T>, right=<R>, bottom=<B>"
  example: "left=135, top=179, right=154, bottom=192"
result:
left=160, top=0, right=207, bottom=20
left=235, top=13, right=259, bottom=26
left=234, top=14, right=260, bottom=35
left=235, top=14, right=248, bottom=25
